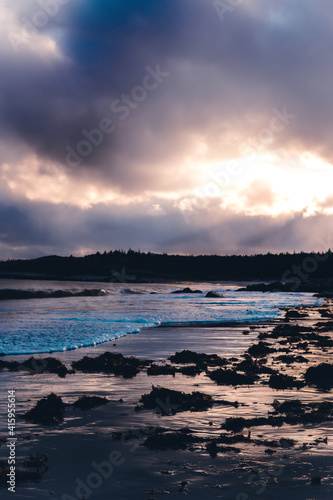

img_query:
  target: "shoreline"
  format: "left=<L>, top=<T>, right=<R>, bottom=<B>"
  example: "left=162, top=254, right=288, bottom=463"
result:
left=0, top=300, right=332, bottom=499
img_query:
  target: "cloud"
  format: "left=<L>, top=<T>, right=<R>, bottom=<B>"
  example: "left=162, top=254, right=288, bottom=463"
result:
left=1, top=0, right=333, bottom=257
left=1, top=196, right=333, bottom=259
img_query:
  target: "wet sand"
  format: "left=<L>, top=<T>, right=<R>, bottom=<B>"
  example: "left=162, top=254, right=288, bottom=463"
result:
left=0, top=301, right=333, bottom=499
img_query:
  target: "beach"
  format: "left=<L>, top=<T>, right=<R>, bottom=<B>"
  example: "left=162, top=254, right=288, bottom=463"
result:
left=0, top=288, right=333, bottom=499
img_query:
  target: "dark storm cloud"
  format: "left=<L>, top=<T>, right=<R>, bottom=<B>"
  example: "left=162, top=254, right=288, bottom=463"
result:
left=2, top=0, right=333, bottom=193
left=1, top=197, right=333, bottom=259
left=1, top=0, right=333, bottom=257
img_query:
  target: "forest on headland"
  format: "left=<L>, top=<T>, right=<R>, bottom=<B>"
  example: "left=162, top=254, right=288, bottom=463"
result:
left=0, top=249, right=332, bottom=284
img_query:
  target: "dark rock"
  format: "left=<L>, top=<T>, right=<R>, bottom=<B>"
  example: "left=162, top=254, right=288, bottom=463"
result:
left=311, top=476, right=322, bottom=485
left=171, top=288, right=202, bottom=294
left=147, top=364, right=176, bottom=376
left=236, top=355, right=277, bottom=374
left=272, top=399, right=304, bottom=414
left=169, top=350, right=228, bottom=367
left=304, top=363, right=333, bottom=389
left=247, top=341, right=275, bottom=357
left=318, top=308, right=333, bottom=318
left=72, top=396, right=108, bottom=411
left=178, top=365, right=202, bottom=376
left=207, top=368, right=257, bottom=386
left=285, top=310, right=309, bottom=319
left=143, top=431, right=200, bottom=450
left=72, top=352, right=150, bottom=378
left=0, top=288, right=107, bottom=301
left=22, top=393, right=65, bottom=425
left=276, top=355, right=309, bottom=364
left=222, top=416, right=284, bottom=433
left=268, top=373, right=305, bottom=390
left=139, top=386, right=213, bottom=414
left=206, top=439, right=240, bottom=457
left=237, top=282, right=287, bottom=293
left=205, top=291, right=224, bottom=298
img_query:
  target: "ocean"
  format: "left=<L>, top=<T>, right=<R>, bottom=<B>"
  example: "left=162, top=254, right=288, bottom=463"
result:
left=0, top=279, right=321, bottom=355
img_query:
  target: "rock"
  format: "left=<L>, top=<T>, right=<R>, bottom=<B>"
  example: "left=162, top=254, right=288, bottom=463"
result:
left=285, top=310, right=308, bottom=319
left=147, top=364, right=176, bottom=376
left=247, top=341, right=275, bottom=357
left=311, top=476, right=322, bottom=485
left=207, top=368, right=257, bottom=385
left=178, top=365, right=202, bottom=376
left=143, top=432, right=200, bottom=450
left=236, top=355, right=277, bottom=374
left=276, top=354, right=309, bottom=364
left=237, top=281, right=287, bottom=292
left=0, top=356, right=71, bottom=377
left=169, top=350, right=228, bottom=367
left=72, top=396, right=108, bottom=411
left=206, top=439, right=240, bottom=457
left=22, top=393, right=65, bottom=425
left=72, top=352, right=151, bottom=378
left=222, top=415, right=284, bottom=433
left=205, top=291, right=224, bottom=298
left=171, top=287, right=202, bottom=294
left=268, top=373, right=305, bottom=390
left=139, top=386, right=213, bottom=414
left=304, top=363, right=333, bottom=389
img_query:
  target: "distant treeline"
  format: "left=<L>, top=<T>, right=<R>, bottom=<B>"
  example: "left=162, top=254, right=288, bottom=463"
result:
left=0, top=249, right=332, bottom=282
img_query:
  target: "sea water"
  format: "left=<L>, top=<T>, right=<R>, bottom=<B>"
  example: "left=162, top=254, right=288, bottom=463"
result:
left=0, top=280, right=321, bottom=355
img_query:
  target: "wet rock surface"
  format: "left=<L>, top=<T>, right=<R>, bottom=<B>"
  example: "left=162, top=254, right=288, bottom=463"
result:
left=0, top=356, right=72, bottom=377
left=138, top=386, right=213, bottom=414
left=169, top=350, right=228, bottom=367
left=72, top=395, right=108, bottom=411
left=72, top=352, right=151, bottom=378
left=205, top=291, right=224, bottom=298
left=22, top=393, right=65, bottom=425
left=207, top=368, right=257, bottom=386
left=304, top=363, right=333, bottom=389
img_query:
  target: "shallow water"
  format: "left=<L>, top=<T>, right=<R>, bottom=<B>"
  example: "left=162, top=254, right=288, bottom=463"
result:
left=0, top=300, right=332, bottom=499
left=0, top=279, right=321, bottom=354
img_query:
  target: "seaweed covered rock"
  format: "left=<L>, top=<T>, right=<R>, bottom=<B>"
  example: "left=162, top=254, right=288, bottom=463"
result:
left=268, top=373, right=305, bottom=390
left=304, top=363, right=333, bottom=389
left=285, top=310, right=308, bottom=319
left=169, top=350, right=228, bottom=367
left=72, top=396, right=108, bottom=411
left=147, top=364, right=176, bottom=376
left=0, top=357, right=70, bottom=377
left=139, top=386, right=213, bottom=414
left=20, top=357, right=70, bottom=377
left=271, top=399, right=333, bottom=424
left=178, top=365, right=202, bottom=376
left=205, top=291, right=224, bottom=298
left=276, top=354, right=308, bottom=364
left=236, top=355, right=277, bottom=375
left=222, top=416, right=284, bottom=433
left=260, top=323, right=311, bottom=340
left=272, top=399, right=304, bottom=414
left=247, top=341, right=275, bottom=357
left=206, top=439, right=240, bottom=457
left=143, top=431, right=200, bottom=450
left=207, top=368, right=257, bottom=386
left=22, top=393, right=65, bottom=425
left=72, top=352, right=150, bottom=378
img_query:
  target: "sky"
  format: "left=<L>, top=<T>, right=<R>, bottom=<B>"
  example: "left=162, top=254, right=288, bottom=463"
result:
left=1, top=0, right=333, bottom=259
